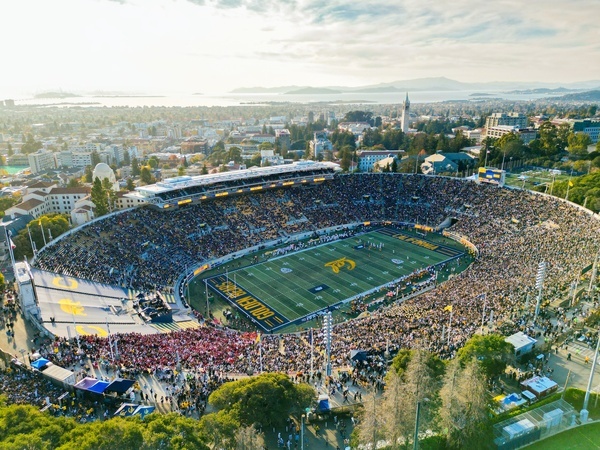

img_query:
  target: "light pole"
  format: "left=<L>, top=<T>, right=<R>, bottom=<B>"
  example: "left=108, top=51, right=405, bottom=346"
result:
left=581, top=331, right=600, bottom=423
left=301, top=414, right=305, bottom=450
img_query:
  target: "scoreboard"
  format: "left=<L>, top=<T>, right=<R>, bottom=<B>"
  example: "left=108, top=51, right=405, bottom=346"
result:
left=478, top=167, right=506, bottom=187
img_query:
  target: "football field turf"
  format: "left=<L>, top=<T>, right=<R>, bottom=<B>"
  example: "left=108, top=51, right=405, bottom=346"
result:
left=205, top=227, right=465, bottom=331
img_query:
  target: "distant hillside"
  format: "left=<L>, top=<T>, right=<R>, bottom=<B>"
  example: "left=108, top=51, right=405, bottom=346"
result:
left=34, top=92, right=80, bottom=99
left=505, top=87, right=577, bottom=95
left=231, top=77, right=600, bottom=95
left=284, top=87, right=341, bottom=95
left=231, top=86, right=305, bottom=94
left=547, top=90, right=600, bottom=101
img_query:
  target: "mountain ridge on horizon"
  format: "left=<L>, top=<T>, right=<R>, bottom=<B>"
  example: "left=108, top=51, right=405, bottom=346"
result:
left=230, top=77, right=600, bottom=94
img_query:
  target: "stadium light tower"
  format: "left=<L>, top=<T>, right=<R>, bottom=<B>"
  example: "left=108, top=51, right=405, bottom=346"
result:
left=534, top=261, right=546, bottom=323
left=323, top=312, right=333, bottom=377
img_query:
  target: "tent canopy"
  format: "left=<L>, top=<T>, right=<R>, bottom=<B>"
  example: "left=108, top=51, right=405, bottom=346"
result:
left=31, top=358, right=50, bottom=370
left=350, top=350, right=368, bottom=361
left=88, top=380, right=110, bottom=394
left=106, top=378, right=135, bottom=394
left=75, top=377, right=98, bottom=390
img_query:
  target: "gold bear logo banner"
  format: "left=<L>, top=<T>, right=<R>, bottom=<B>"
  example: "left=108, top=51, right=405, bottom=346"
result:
left=52, top=277, right=78, bottom=290
left=324, top=257, right=356, bottom=273
left=58, top=298, right=87, bottom=316
left=76, top=325, right=108, bottom=337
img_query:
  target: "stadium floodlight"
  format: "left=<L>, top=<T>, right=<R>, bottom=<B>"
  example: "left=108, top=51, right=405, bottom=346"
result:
left=323, top=312, right=333, bottom=377
left=534, top=261, right=547, bottom=322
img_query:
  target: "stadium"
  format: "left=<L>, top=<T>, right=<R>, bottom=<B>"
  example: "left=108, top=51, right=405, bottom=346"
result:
left=16, top=161, right=600, bottom=376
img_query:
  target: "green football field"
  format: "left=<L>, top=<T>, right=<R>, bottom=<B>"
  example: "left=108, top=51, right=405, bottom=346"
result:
left=205, top=228, right=465, bottom=331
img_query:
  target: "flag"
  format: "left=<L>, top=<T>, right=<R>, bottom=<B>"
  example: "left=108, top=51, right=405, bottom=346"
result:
left=9, top=239, right=16, bottom=250
left=444, top=305, right=453, bottom=312
left=255, top=332, right=261, bottom=344
left=569, top=181, right=574, bottom=187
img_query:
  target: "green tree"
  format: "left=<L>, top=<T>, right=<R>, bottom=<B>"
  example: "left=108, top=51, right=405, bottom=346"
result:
left=457, top=333, right=514, bottom=380
left=126, top=178, right=135, bottom=191
left=140, top=166, right=154, bottom=185
left=0, top=273, right=5, bottom=293
left=131, top=158, right=141, bottom=176
left=122, top=149, right=131, bottom=167
left=0, top=195, right=21, bottom=218
left=201, top=164, right=208, bottom=175
left=208, top=373, right=314, bottom=428
left=83, top=166, right=93, bottom=183
left=90, top=150, right=101, bottom=167
left=147, top=156, right=159, bottom=169
left=13, top=214, right=70, bottom=259
left=67, top=178, right=82, bottom=188
left=568, top=132, right=592, bottom=157
left=91, top=177, right=109, bottom=217
left=101, top=178, right=117, bottom=211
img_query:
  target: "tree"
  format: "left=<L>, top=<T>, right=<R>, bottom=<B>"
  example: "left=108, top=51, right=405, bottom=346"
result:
left=457, top=333, right=514, bottom=380
left=0, top=273, right=5, bottom=293
left=147, top=156, right=159, bottom=169
left=83, top=166, right=94, bottom=183
left=101, top=178, right=117, bottom=211
left=7, top=143, right=13, bottom=157
left=68, top=178, right=82, bottom=188
left=568, top=132, right=592, bottom=157
left=13, top=214, right=70, bottom=259
left=126, top=178, right=135, bottom=191
left=0, top=195, right=21, bottom=218
left=131, top=158, right=141, bottom=176
left=208, top=373, right=314, bottom=428
left=91, top=177, right=109, bottom=217
left=201, top=164, right=208, bottom=175
left=359, top=349, right=443, bottom=449
left=90, top=150, right=101, bottom=167
left=140, top=166, right=154, bottom=185
left=439, top=359, right=489, bottom=449
left=122, top=149, right=131, bottom=167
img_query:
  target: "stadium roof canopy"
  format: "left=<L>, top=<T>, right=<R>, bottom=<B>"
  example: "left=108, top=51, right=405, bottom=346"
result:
left=127, top=160, right=340, bottom=209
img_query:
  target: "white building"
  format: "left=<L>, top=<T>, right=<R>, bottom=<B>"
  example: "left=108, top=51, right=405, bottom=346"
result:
left=93, top=163, right=119, bottom=191
left=485, top=125, right=537, bottom=144
left=485, top=112, right=528, bottom=129
left=357, top=150, right=398, bottom=172
left=28, top=149, right=57, bottom=174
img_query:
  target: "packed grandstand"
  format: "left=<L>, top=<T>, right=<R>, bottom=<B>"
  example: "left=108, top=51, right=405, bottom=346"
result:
left=31, top=170, right=600, bottom=379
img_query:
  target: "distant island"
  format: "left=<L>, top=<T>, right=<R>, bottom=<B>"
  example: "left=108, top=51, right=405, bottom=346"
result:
left=504, top=87, right=575, bottom=95
left=92, top=95, right=165, bottom=98
left=284, top=87, right=342, bottom=95
left=547, top=90, right=600, bottom=101
left=34, top=92, right=80, bottom=99
left=469, top=92, right=493, bottom=97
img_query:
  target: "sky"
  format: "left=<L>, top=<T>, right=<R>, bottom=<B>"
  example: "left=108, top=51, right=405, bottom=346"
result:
left=2, top=0, right=600, bottom=96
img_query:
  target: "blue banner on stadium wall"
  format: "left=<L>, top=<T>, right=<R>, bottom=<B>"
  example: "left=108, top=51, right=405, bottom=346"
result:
left=206, top=275, right=289, bottom=332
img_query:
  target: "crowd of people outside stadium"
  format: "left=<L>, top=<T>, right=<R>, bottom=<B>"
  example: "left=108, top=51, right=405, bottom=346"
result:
left=28, top=173, right=600, bottom=409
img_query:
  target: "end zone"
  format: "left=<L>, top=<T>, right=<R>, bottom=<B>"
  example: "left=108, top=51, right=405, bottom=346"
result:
left=205, top=275, right=290, bottom=332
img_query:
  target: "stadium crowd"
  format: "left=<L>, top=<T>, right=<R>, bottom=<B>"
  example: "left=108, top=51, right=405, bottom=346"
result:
left=33, top=174, right=600, bottom=384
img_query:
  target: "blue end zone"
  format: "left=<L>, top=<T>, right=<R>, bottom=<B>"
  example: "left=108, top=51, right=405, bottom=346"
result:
left=205, top=275, right=290, bottom=332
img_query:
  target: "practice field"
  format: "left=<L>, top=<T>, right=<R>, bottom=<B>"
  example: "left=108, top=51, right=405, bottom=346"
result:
left=205, top=227, right=465, bottom=331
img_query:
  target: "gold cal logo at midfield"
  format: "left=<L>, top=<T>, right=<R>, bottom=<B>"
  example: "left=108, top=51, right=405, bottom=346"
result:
left=324, top=257, right=356, bottom=273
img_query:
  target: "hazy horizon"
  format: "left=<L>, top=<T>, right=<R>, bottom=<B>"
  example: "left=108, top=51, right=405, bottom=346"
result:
left=3, top=0, right=599, bottom=98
